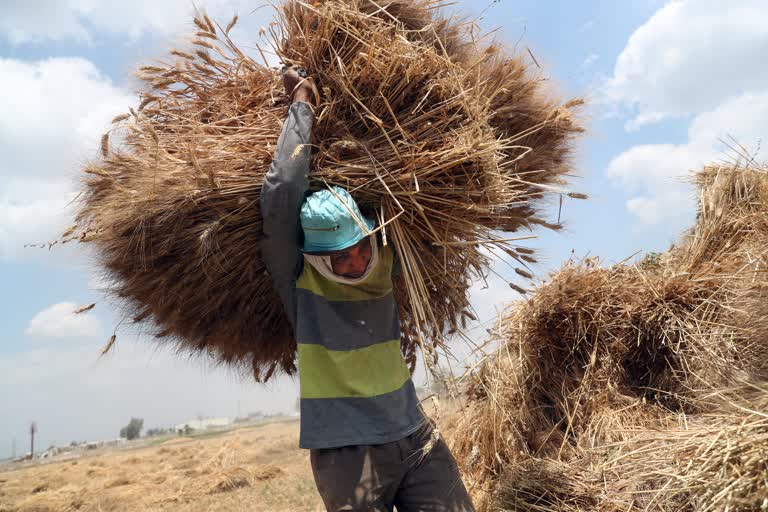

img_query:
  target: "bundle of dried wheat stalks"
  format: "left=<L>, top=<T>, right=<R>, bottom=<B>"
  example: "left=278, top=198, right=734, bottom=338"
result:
left=450, top=161, right=768, bottom=511
left=72, top=0, right=583, bottom=380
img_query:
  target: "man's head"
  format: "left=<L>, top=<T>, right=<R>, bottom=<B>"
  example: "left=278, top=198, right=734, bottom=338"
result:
left=328, top=236, right=373, bottom=279
left=300, top=186, right=376, bottom=279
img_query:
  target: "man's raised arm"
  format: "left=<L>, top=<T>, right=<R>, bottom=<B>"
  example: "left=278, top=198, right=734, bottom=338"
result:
left=260, top=66, right=316, bottom=326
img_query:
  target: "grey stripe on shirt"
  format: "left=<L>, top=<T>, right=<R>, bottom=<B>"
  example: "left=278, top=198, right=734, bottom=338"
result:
left=299, top=379, right=425, bottom=449
left=295, top=288, right=401, bottom=351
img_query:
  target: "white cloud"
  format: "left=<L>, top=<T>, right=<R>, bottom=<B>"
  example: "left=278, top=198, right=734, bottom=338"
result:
left=0, top=2, right=91, bottom=45
left=25, top=301, right=104, bottom=339
left=0, top=57, right=133, bottom=260
left=0, top=1, right=276, bottom=53
left=608, top=90, right=768, bottom=227
left=0, top=0, right=192, bottom=45
left=0, top=58, right=132, bottom=179
left=0, top=178, right=77, bottom=256
left=582, top=53, right=599, bottom=67
left=605, top=0, right=768, bottom=129
left=605, top=0, right=768, bottom=230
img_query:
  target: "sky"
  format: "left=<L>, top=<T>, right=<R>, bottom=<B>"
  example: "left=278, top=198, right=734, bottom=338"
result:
left=1, top=0, right=767, bottom=459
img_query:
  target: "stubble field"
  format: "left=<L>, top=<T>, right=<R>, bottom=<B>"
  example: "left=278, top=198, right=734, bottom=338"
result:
left=0, top=419, right=324, bottom=512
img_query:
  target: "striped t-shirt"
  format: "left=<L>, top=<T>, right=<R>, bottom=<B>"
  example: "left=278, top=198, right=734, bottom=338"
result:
left=260, top=101, right=424, bottom=449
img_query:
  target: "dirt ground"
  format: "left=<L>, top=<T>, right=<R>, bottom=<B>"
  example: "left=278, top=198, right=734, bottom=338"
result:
left=0, top=419, right=323, bottom=512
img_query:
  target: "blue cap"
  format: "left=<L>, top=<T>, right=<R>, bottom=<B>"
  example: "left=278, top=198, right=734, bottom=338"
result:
left=300, top=186, right=376, bottom=253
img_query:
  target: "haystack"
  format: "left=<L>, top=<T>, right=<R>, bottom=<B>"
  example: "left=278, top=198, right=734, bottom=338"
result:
left=602, top=385, right=768, bottom=511
left=71, top=0, right=583, bottom=380
left=482, top=385, right=768, bottom=512
left=452, top=261, right=714, bottom=480
left=674, top=163, right=768, bottom=275
left=450, top=161, right=768, bottom=511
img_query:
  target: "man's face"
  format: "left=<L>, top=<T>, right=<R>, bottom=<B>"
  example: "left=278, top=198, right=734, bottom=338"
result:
left=329, top=237, right=372, bottom=279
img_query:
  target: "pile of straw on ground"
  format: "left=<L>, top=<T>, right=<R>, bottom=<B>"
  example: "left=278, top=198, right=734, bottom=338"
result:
left=450, top=161, right=768, bottom=511
left=72, top=0, right=583, bottom=380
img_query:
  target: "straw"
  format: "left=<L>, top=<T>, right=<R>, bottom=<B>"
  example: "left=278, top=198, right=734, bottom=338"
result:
left=72, top=1, right=583, bottom=380
left=448, top=161, right=768, bottom=511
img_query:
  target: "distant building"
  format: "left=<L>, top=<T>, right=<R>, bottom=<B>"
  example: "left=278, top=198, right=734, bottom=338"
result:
left=40, top=447, right=62, bottom=459
left=173, top=417, right=232, bottom=432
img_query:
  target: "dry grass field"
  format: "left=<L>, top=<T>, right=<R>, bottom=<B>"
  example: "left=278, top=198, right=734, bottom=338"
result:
left=0, top=419, right=324, bottom=512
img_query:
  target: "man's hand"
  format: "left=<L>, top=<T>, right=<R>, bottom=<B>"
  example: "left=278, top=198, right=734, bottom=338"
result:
left=281, top=64, right=318, bottom=107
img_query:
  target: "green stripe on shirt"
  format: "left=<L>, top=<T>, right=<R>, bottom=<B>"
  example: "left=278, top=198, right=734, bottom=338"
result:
left=298, top=339, right=411, bottom=399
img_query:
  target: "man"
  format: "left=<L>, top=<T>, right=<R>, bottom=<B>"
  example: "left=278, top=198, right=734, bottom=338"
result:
left=260, top=64, right=475, bottom=512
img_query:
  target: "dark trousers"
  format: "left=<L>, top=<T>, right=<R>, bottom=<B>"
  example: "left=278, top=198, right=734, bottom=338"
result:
left=310, top=426, right=475, bottom=512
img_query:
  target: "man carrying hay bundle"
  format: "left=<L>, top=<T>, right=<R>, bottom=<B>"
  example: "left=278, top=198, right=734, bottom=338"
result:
left=74, top=4, right=583, bottom=507
left=260, top=64, right=474, bottom=512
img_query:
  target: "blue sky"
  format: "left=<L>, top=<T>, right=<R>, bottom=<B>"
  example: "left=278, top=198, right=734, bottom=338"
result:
left=2, top=0, right=767, bottom=459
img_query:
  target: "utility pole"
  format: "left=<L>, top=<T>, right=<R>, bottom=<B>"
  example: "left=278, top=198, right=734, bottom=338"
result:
left=30, top=422, right=37, bottom=459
